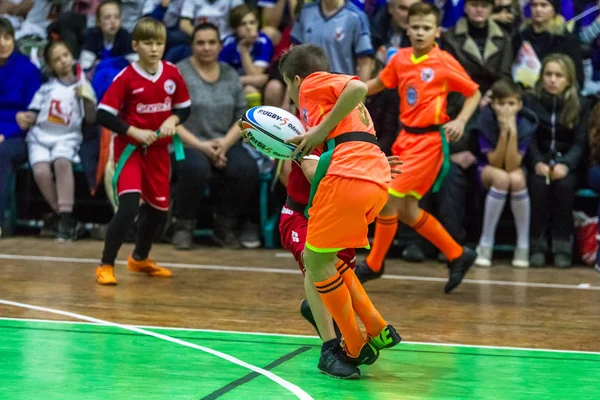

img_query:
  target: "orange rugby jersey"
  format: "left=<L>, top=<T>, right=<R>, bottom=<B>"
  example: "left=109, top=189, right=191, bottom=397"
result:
left=298, top=72, right=390, bottom=186
left=379, top=46, right=479, bottom=128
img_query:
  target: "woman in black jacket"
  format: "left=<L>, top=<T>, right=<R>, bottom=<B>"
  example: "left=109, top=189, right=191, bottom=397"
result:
left=525, top=53, right=588, bottom=268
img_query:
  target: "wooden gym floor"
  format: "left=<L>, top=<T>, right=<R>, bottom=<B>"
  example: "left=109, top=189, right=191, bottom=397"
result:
left=0, top=237, right=599, bottom=399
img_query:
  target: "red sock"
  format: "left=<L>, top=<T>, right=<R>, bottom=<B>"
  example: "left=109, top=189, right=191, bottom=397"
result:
left=365, top=214, right=398, bottom=271
left=410, top=210, right=463, bottom=261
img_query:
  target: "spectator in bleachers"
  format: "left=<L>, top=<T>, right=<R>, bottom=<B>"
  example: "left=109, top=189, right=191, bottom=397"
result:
left=441, top=0, right=512, bottom=97
left=16, top=41, right=96, bottom=242
left=490, top=0, right=520, bottom=35
left=259, top=0, right=296, bottom=45
left=0, top=17, right=41, bottom=238
left=586, top=100, right=600, bottom=272
left=220, top=5, right=274, bottom=108
left=173, top=23, right=260, bottom=250
left=473, top=79, right=538, bottom=267
left=512, top=0, right=584, bottom=88
left=525, top=53, right=588, bottom=268
left=14, top=0, right=59, bottom=40
left=142, top=0, right=187, bottom=49
left=80, top=1, right=135, bottom=73
left=579, top=11, right=600, bottom=96
left=291, top=0, right=374, bottom=80
left=179, top=0, right=243, bottom=40
left=119, top=0, right=145, bottom=32
left=0, top=0, right=33, bottom=30
left=370, top=0, right=416, bottom=61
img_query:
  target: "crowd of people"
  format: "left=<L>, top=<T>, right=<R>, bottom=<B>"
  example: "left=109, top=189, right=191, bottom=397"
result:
left=1, top=0, right=600, bottom=271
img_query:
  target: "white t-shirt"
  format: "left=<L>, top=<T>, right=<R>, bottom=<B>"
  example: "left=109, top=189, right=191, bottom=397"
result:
left=180, top=0, right=244, bottom=39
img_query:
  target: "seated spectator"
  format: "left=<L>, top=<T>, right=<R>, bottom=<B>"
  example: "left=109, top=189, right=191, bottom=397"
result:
left=259, top=0, right=296, bottom=45
left=473, top=79, right=538, bottom=268
left=0, top=17, right=41, bottom=238
left=291, top=0, right=374, bottom=80
left=16, top=41, right=96, bottom=241
left=179, top=0, right=243, bottom=40
left=586, top=100, right=600, bottom=272
left=14, top=0, right=59, bottom=40
left=579, top=11, right=600, bottom=96
left=0, top=0, right=33, bottom=30
left=173, top=23, right=260, bottom=250
left=490, top=0, right=521, bottom=35
left=370, top=0, right=416, bottom=64
left=525, top=53, right=588, bottom=268
left=220, top=5, right=273, bottom=108
left=119, top=0, right=145, bottom=32
left=513, top=0, right=584, bottom=88
left=142, top=0, right=188, bottom=49
left=80, top=1, right=135, bottom=73
left=442, top=0, right=512, bottom=97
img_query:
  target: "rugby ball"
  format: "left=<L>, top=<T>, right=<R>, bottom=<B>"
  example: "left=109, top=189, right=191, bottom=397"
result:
left=241, top=106, right=305, bottom=159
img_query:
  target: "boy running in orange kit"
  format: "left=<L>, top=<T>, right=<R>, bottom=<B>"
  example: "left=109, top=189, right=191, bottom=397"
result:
left=279, top=44, right=401, bottom=370
left=356, top=3, right=481, bottom=293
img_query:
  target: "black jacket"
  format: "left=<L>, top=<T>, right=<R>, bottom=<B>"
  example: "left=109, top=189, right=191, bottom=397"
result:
left=523, top=92, right=589, bottom=171
left=442, top=18, right=513, bottom=94
left=473, top=104, right=539, bottom=154
left=513, top=24, right=584, bottom=88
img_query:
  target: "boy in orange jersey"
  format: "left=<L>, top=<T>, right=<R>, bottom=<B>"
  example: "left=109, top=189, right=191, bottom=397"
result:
left=278, top=44, right=401, bottom=369
left=356, top=2, right=481, bottom=294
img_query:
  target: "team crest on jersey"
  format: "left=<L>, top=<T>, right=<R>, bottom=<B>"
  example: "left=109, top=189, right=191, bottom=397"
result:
left=334, top=27, right=345, bottom=41
left=301, top=108, right=308, bottom=124
left=48, top=99, right=71, bottom=125
left=406, top=87, right=418, bottom=106
left=421, top=68, right=434, bottom=83
left=164, top=79, right=176, bottom=95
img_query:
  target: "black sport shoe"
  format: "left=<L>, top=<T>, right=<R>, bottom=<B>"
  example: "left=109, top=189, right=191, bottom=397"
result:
left=172, top=219, right=195, bottom=250
left=402, top=244, right=425, bottom=263
left=369, top=324, right=402, bottom=351
left=318, top=340, right=360, bottom=379
left=346, top=341, right=379, bottom=366
left=354, top=260, right=385, bottom=284
left=56, top=213, right=75, bottom=243
left=445, top=247, right=476, bottom=294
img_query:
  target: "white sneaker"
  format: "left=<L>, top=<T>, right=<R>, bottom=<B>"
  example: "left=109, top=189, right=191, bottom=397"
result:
left=512, top=247, right=530, bottom=268
left=475, top=246, right=493, bottom=267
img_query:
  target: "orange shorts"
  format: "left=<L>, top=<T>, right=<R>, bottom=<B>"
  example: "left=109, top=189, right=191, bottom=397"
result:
left=389, top=131, right=443, bottom=199
left=306, top=175, right=388, bottom=252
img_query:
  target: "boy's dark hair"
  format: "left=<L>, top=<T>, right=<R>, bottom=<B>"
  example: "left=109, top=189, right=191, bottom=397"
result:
left=279, top=44, right=330, bottom=80
left=132, top=17, right=166, bottom=42
left=408, top=3, right=441, bottom=26
left=229, top=4, right=257, bottom=31
left=490, top=79, right=522, bottom=100
left=192, top=22, right=221, bottom=41
left=0, top=17, right=15, bottom=39
left=96, top=0, right=121, bottom=22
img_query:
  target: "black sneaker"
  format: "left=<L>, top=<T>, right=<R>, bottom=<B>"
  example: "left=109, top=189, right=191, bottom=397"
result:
left=40, top=213, right=60, bottom=237
left=56, top=213, right=75, bottom=243
left=346, top=341, right=379, bottom=366
left=402, top=244, right=425, bottom=263
left=318, top=340, right=361, bottom=379
left=554, top=252, right=572, bottom=268
left=239, top=221, right=261, bottom=249
left=172, top=219, right=195, bottom=250
left=368, top=324, right=402, bottom=351
left=354, top=260, right=385, bottom=284
left=445, top=247, right=476, bottom=294
left=530, top=252, right=546, bottom=267
left=212, top=215, right=241, bottom=249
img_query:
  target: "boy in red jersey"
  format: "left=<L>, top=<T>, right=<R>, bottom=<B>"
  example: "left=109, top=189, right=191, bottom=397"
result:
left=276, top=44, right=401, bottom=371
left=95, top=18, right=192, bottom=285
left=357, top=3, right=481, bottom=294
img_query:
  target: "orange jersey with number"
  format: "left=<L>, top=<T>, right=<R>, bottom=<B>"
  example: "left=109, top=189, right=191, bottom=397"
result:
left=298, top=72, right=390, bottom=186
left=379, top=46, right=479, bottom=128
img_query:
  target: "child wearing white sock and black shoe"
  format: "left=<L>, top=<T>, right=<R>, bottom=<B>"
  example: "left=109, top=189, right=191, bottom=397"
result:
left=473, top=79, right=538, bottom=267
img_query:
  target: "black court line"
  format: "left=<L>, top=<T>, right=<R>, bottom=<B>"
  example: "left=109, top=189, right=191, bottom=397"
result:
left=2, top=324, right=600, bottom=363
left=199, top=346, right=312, bottom=400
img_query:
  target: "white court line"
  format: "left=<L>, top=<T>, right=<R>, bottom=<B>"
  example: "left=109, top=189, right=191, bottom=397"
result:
left=1, top=316, right=600, bottom=356
left=0, top=300, right=314, bottom=400
left=1, top=253, right=599, bottom=291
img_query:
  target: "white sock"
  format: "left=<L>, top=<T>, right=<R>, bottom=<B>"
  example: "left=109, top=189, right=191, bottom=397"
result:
left=511, top=189, right=530, bottom=249
left=479, top=187, right=507, bottom=248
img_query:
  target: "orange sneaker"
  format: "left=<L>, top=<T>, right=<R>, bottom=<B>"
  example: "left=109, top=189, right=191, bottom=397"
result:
left=127, top=255, right=172, bottom=277
left=96, top=265, right=117, bottom=285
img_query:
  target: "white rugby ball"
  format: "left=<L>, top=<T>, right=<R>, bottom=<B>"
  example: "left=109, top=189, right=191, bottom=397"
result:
left=241, top=106, right=305, bottom=160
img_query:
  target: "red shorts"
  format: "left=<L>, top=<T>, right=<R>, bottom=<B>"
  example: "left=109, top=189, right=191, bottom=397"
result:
left=113, top=136, right=170, bottom=211
left=279, top=205, right=356, bottom=275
